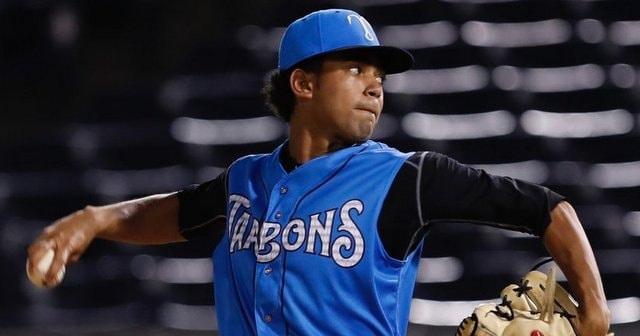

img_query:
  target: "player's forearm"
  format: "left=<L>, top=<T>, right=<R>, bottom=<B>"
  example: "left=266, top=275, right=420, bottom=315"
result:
left=91, top=192, right=185, bottom=244
left=543, top=201, right=610, bottom=332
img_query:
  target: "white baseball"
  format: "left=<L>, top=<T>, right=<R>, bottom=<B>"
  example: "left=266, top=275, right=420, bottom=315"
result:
left=26, top=248, right=66, bottom=287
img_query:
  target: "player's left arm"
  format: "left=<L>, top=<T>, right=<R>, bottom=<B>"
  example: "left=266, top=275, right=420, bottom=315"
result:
left=543, top=200, right=611, bottom=336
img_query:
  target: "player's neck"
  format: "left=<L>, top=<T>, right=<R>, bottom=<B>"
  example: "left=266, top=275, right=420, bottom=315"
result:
left=287, top=127, right=350, bottom=165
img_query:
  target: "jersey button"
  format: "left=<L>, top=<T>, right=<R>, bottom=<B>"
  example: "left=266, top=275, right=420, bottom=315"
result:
left=264, top=314, right=273, bottom=323
left=275, top=212, right=282, bottom=219
left=264, top=267, right=273, bottom=275
left=280, top=186, right=288, bottom=194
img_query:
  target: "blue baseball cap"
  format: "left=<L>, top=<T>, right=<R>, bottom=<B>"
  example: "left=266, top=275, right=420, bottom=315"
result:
left=278, top=9, right=414, bottom=74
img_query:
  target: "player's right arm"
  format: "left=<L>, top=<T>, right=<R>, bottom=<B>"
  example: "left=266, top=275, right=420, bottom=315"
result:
left=27, top=192, right=185, bottom=287
left=27, top=169, right=229, bottom=288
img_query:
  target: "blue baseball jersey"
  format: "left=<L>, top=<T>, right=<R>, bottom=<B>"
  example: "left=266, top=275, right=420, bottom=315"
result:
left=179, top=139, right=565, bottom=335
left=215, top=140, right=415, bottom=335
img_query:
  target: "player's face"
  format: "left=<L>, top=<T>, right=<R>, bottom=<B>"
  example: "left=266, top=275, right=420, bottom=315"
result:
left=310, top=52, right=386, bottom=144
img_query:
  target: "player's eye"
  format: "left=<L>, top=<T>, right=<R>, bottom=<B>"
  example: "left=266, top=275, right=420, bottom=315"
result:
left=349, top=66, right=362, bottom=75
left=349, top=65, right=385, bottom=84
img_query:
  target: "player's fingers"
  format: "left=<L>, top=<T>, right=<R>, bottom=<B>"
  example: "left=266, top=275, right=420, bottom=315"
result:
left=43, top=227, right=94, bottom=286
left=28, top=211, right=96, bottom=287
left=25, top=238, right=65, bottom=288
left=26, top=238, right=56, bottom=276
left=43, top=241, right=67, bottom=287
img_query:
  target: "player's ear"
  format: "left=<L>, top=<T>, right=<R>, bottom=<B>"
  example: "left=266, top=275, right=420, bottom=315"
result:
left=290, top=69, right=314, bottom=99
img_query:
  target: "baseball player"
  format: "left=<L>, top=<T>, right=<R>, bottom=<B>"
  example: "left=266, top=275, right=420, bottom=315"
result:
left=27, top=8, right=611, bottom=336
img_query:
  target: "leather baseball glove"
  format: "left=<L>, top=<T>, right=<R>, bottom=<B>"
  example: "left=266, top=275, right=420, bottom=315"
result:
left=456, top=263, right=613, bottom=336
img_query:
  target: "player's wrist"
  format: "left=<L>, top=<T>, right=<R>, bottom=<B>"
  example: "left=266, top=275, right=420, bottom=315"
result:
left=80, top=205, right=115, bottom=238
left=577, top=301, right=611, bottom=336
left=577, top=288, right=610, bottom=316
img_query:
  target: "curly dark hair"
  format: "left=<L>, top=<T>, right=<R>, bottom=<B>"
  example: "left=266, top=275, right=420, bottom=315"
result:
left=261, top=57, right=324, bottom=122
left=261, top=68, right=293, bottom=122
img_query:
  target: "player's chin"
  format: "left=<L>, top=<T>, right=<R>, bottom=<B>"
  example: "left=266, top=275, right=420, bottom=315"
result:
left=352, top=125, right=376, bottom=142
left=341, top=120, right=377, bottom=143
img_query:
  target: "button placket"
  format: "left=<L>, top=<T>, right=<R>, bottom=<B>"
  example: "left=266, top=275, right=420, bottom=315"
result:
left=254, top=181, right=297, bottom=334
left=254, top=254, right=283, bottom=332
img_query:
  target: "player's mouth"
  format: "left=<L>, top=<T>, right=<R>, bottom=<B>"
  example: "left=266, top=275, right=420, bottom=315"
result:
left=355, top=106, right=379, bottom=118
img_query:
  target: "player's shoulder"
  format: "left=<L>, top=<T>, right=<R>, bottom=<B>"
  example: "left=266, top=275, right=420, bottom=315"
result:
left=403, top=149, right=463, bottom=165
left=357, top=141, right=457, bottom=167
left=227, top=153, right=272, bottom=175
left=361, top=141, right=451, bottom=165
left=233, top=153, right=270, bottom=164
left=359, top=140, right=413, bottom=158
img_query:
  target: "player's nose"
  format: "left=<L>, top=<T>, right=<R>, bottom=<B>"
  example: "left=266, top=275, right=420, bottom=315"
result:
left=366, top=81, right=382, bottom=98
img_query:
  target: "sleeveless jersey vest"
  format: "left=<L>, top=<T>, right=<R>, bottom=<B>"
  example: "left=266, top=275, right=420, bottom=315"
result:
left=213, top=140, right=421, bottom=335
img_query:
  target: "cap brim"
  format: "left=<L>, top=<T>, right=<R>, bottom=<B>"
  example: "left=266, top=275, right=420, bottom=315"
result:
left=327, top=45, right=414, bottom=74
left=365, top=45, right=414, bottom=74
left=286, top=45, right=414, bottom=74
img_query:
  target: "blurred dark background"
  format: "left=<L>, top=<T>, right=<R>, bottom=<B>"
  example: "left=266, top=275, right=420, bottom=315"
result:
left=1, top=0, right=639, bottom=335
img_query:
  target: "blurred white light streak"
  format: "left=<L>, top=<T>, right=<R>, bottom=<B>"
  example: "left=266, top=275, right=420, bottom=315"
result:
left=409, top=299, right=493, bottom=326
left=589, top=161, right=640, bottom=188
left=608, top=297, right=640, bottom=324
left=521, top=109, right=633, bottom=138
left=494, top=64, right=605, bottom=92
left=472, top=160, right=549, bottom=184
left=521, top=64, right=605, bottom=92
left=171, top=116, right=284, bottom=145
left=378, top=21, right=457, bottom=49
left=415, top=257, right=464, bottom=283
left=409, top=297, right=640, bottom=326
left=402, top=110, right=516, bottom=140
left=385, top=66, right=489, bottom=94
left=159, top=303, right=217, bottom=330
left=156, top=258, right=213, bottom=284
left=622, top=212, right=640, bottom=236
left=461, top=19, right=571, bottom=47
left=609, top=21, right=640, bottom=46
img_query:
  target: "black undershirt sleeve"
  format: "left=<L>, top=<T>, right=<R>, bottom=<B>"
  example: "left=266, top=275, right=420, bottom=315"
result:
left=378, top=151, right=565, bottom=260
left=176, top=145, right=296, bottom=245
left=177, top=169, right=228, bottom=244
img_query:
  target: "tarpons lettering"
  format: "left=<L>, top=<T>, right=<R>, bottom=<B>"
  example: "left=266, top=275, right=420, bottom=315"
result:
left=227, top=195, right=365, bottom=267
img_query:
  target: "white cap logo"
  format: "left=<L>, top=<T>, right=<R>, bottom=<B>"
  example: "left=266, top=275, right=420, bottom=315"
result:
left=347, top=14, right=375, bottom=41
